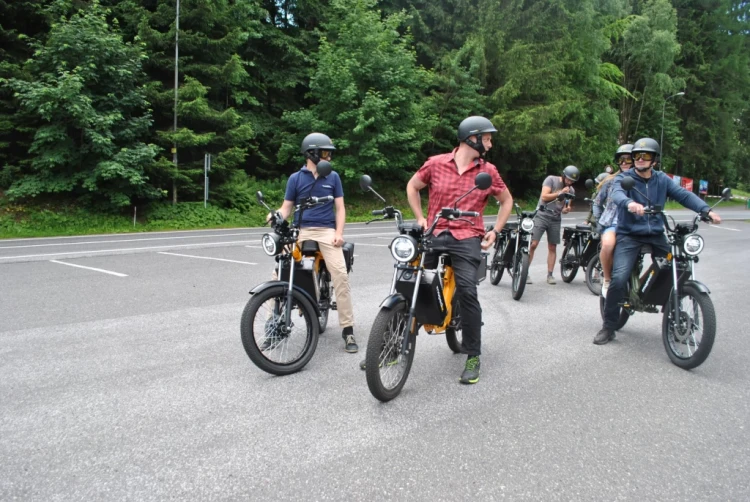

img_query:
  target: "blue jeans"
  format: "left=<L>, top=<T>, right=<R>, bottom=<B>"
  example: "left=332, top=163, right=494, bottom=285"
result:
left=602, top=233, right=670, bottom=330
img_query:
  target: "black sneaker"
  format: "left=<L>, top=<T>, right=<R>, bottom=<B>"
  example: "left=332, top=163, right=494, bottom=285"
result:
left=342, top=327, right=358, bottom=353
left=459, top=356, right=481, bottom=384
left=593, top=328, right=616, bottom=345
left=260, top=319, right=282, bottom=351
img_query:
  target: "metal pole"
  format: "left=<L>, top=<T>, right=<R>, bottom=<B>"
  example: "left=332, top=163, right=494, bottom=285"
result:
left=204, top=154, right=208, bottom=208
left=172, top=0, right=180, bottom=204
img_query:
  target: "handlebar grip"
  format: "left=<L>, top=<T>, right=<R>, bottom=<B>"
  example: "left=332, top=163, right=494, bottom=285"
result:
left=311, top=195, right=334, bottom=204
left=372, top=209, right=384, bottom=216
left=462, top=211, right=480, bottom=217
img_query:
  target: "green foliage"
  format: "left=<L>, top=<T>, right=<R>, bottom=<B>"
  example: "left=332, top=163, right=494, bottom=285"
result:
left=280, top=0, right=436, bottom=183
left=1, top=0, right=159, bottom=209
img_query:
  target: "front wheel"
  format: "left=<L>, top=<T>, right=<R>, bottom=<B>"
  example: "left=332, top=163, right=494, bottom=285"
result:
left=585, top=254, right=603, bottom=296
left=560, top=244, right=579, bottom=283
left=365, top=302, right=416, bottom=402
left=662, top=284, right=716, bottom=370
left=511, top=252, right=530, bottom=301
left=489, top=238, right=507, bottom=285
left=240, top=285, right=319, bottom=375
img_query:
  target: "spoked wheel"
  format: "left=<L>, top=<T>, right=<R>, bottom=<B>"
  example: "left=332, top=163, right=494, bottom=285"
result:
left=317, top=269, right=330, bottom=334
left=489, top=238, right=507, bottom=286
left=585, top=253, right=603, bottom=296
left=365, top=302, right=416, bottom=402
left=560, top=244, right=579, bottom=283
left=240, top=285, right=319, bottom=375
left=662, top=284, right=716, bottom=369
left=599, top=281, right=630, bottom=331
left=511, top=252, right=530, bottom=301
left=446, top=299, right=462, bottom=353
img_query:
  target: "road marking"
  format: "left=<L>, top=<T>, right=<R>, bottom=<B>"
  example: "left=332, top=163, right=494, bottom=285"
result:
left=244, top=245, right=262, bottom=249
left=706, top=225, right=740, bottom=232
left=353, top=243, right=389, bottom=247
left=158, top=252, right=257, bottom=265
left=49, top=260, right=128, bottom=277
left=0, top=240, right=256, bottom=260
left=0, top=232, right=260, bottom=250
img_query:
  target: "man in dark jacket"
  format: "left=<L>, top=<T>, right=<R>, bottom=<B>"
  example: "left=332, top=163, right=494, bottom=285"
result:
left=594, top=137, right=722, bottom=345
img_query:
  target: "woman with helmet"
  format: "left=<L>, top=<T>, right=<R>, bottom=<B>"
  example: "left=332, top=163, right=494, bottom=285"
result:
left=359, top=115, right=514, bottom=384
left=528, top=165, right=580, bottom=285
left=594, top=137, right=722, bottom=345
left=267, top=132, right=358, bottom=353
left=593, top=144, right=633, bottom=298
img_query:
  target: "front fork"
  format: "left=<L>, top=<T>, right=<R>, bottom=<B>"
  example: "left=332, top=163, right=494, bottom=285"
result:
left=279, top=243, right=298, bottom=331
left=402, top=254, right=428, bottom=355
left=670, top=244, right=681, bottom=330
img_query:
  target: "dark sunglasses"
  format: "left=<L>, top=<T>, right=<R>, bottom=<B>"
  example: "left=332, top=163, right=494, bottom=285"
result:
left=618, top=156, right=633, bottom=165
left=633, top=152, right=654, bottom=161
left=320, top=150, right=333, bottom=160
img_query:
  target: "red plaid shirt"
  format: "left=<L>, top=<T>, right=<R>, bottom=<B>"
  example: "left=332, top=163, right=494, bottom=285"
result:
left=416, top=149, right=507, bottom=240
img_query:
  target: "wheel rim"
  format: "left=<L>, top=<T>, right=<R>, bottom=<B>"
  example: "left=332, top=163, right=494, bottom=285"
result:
left=666, top=294, right=704, bottom=359
left=377, top=311, right=411, bottom=390
left=562, top=247, right=577, bottom=278
left=254, top=296, right=313, bottom=364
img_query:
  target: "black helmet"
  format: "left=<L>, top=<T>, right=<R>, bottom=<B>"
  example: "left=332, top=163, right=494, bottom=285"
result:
left=614, top=144, right=633, bottom=162
left=457, top=116, right=498, bottom=141
left=457, top=116, right=497, bottom=155
left=562, top=165, right=580, bottom=182
left=631, top=138, right=660, bottom=156
left=300, top=133, right=336, bottom=165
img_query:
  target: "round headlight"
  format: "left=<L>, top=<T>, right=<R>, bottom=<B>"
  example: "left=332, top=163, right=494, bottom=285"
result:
left=521, top=217, right=535, bottom=232
left=261, top=233, right=281, bottom=256
left=683, top=234, right=704, bottom=256
left=389, top=235, right=417, bottom=262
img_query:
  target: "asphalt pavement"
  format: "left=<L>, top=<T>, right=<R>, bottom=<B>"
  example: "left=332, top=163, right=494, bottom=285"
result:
left=1, top=211, right=749, bottom=500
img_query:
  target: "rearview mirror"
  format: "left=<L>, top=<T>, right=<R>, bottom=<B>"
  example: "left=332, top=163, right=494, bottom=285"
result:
left=316, top=160, right=333, bottom=178
left=585, top=179, right=594, bottom=190
left=360, top=174, right=373, bottom=191
left=621, top=177, right=635, bottom=190
left=475, top=172, right=492, bottom=190
left=256, top=191, right=264, bottom=204
left=721, top=187, right=732, bottom=201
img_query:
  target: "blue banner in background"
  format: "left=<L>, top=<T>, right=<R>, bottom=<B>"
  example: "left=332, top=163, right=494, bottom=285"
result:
left=699, top=179, right=708, bottom=194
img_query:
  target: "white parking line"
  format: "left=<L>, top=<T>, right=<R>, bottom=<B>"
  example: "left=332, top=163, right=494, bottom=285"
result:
left=0, top=240, right=256, bottom=260
left=49, top=260, right=128, bottom=277
left=706, top=225, right=740, bottom=232
left=0, top=232, right=261, bottom=250
left=353, top=243, right=389, bottom=247
left=158, top=252, right=257, bottom=265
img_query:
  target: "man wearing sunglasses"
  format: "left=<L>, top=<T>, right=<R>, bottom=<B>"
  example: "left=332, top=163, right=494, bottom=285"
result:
left=594, top=137, right=722, bottom=345
left=267, top=133, right=358, bottom=353
left=593, top=144, right=633, bottom=298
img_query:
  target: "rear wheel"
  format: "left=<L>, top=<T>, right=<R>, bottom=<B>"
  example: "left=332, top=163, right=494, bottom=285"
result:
left=365, top=302, right=416, bottom=402
left=585, top=254, right=603, bottom=296
left=317, top=269, right=330, bottom=334
left=240, top=285, right=319, bottom=375
left=446, top=299, right=462, bottom=353
left=511, top=252, right=529, bottom=301
left=489, top=238, right=507, bottom=285
left=560, top=244, right=579, bottom=283
left=599, top=281, right=630, bottom=331
left=662, top=284, right=716, bottom=369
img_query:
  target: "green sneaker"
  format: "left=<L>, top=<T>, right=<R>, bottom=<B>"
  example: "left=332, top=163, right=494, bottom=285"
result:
left=459, top=356, right=481, bottom=384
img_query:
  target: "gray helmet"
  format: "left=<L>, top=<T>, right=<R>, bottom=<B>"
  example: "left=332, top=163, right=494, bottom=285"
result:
left=631, top=138, right=660, bottom=156
left=614, top=144, right=633, bottom=162
left=457, top=116, right=497, bottom=141
left=300, top=132, right=336, bottom=165
left=562, top=165, right=580, bottom=182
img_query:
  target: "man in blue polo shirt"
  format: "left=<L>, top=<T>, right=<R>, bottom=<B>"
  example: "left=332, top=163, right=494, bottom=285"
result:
left=268, top=133, right=357, bottom=352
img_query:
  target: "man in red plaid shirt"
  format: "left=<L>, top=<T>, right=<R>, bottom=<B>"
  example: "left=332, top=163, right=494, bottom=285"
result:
left=408, top=116, right=514, bottom=384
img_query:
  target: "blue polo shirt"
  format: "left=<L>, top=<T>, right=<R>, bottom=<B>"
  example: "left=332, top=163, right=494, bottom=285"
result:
left=285, top=166, right=344, bottom=228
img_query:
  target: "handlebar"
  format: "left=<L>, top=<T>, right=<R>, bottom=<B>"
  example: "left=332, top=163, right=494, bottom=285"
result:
left=372, top=209, right=384, bottom=216
left=366, top=206, right=404, bottom=225
left=308, top=195, right=333, bottom=204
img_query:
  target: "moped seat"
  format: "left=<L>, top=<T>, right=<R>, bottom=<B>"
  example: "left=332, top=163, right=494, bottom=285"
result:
left=300, top=240, right=319, bottom=255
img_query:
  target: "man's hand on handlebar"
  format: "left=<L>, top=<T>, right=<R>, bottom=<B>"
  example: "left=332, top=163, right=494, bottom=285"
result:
left=628, top=201, right=645, bottom=216
left=481, top=229, right=496, bottom=250
left=417, top=217, right=428, bottom=230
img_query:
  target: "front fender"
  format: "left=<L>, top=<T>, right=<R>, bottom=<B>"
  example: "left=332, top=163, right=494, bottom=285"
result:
left=250, top=280, right=321, bottom=318
left=685, top=280, right=711, bottom=295
left=379, top=293, right=407, bottom=310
